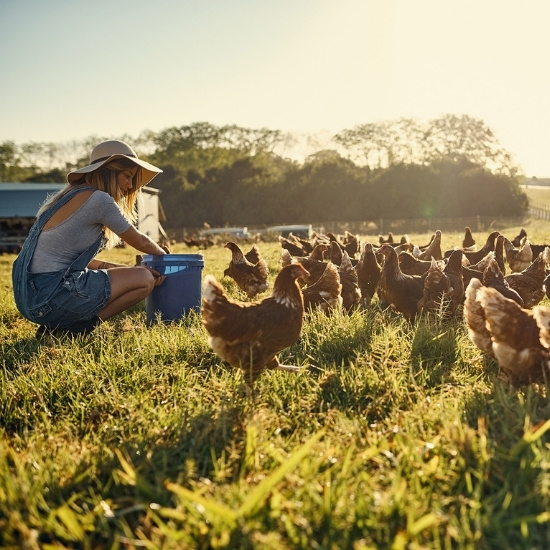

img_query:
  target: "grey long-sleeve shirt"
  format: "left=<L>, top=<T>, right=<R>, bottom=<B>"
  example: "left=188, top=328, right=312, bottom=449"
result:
left=29, top=191, right=131, bottom=273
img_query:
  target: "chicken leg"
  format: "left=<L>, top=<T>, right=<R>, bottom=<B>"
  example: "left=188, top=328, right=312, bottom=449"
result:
left=275, top=364, right=301, bottom=372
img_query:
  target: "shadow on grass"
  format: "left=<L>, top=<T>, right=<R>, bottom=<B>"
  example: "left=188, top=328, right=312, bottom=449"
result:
left=409, top=314, right=464, bottom=387
left=452, top=375, right=550, bottom=548
left=1, top=336, right=47, bottom=371
left=21, top=403, right=249, bottom=547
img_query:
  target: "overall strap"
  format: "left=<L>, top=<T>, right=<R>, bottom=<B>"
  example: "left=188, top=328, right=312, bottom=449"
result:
left=34, top=186, right=94, bottom=232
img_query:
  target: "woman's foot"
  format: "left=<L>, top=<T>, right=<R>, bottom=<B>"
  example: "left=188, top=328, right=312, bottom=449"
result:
left=35, top=316, right=102, bottom=338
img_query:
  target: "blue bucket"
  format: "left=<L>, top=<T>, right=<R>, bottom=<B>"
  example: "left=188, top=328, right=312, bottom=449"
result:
left=141, top=253, right=204, bottom=323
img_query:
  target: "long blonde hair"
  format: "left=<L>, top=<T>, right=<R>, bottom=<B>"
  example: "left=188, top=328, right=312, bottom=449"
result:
left=37, top=158, right=143, bottom=249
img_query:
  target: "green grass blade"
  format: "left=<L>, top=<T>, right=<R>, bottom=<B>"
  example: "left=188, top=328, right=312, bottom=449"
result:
left=237, top=429, right=324, bottom=518
left=523, top=418, right=550, bottom=443
left=166, top=482, right=238, bottom=526
left=408, top=512, right=440, bottom=535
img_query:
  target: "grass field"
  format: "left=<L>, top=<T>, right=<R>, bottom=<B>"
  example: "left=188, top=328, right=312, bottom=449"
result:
left=523, top=185, right=550, bottom=207
left=1, top=223, right=550, bottom=549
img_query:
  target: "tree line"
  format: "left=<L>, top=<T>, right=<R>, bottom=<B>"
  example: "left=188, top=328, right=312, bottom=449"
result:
left=0, top=115, right=528, bottom=229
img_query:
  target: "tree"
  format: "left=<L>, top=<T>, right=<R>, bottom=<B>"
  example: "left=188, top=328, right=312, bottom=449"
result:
left=290, top=151, right=370, bottom=223
left=430, top=158, right=527, bottom=217
left=334, top=114, right=520, bottom=177
left=3, top=120, right=527, bottom=228
left=423, top=114, right=519, bottom=177
left=367, top=159, right=527, bottom=219
left=24, top=168, right=65, bottom=183
left=151, top=122, right=290, bottom=175
left=333, top=118, right=425, bottom=169
left=0, top=141, right=35, bottom=181
left=0, top=141, right=19, bottom=181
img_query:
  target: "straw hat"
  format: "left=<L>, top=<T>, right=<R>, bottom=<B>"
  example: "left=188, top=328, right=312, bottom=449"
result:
left=67, top=140, right=162, bottom=187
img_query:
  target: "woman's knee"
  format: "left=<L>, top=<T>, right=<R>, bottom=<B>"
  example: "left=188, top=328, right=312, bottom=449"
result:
left=108, top=267, right=156, bottom=298
left=138, top=270, right=156, bottom=294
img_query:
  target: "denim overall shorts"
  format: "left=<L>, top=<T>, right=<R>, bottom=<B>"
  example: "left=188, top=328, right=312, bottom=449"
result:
left=12, top=186, right=112, bottom=329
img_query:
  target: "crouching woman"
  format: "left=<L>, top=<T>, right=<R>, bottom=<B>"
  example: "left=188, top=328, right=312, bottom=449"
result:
left=12, top=140, right=168, bottom=336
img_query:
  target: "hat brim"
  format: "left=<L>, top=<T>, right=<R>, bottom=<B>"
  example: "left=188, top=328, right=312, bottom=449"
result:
left=67, top=154, right=162, bottom=187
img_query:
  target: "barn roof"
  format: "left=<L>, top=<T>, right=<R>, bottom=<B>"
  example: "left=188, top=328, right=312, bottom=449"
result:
left=0, top=183, right=66, bottom=192
left=0, top=183, right=65, bottom=218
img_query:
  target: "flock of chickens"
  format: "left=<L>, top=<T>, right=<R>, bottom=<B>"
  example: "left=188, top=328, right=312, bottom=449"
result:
left=200, top=227, right=550, bottom=394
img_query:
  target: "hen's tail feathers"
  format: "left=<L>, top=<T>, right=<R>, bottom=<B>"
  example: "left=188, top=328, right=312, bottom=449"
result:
left=463, top=278, right=494, bottom=357
left=281, top=248, right=293, bottom=268
left=202, top=274, right=228, bottom=303
left=256, top=258, right=269, bottom=279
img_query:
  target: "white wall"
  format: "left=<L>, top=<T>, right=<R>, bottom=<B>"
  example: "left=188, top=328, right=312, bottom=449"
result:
left=136, top=192, right=159, bottom=240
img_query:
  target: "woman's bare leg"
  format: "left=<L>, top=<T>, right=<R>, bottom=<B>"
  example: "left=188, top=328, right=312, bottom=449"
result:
left=97, top=267, right=161, bottom=320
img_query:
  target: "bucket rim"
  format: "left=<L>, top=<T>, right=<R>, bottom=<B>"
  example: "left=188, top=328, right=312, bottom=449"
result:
left=142, top=253, right=204, bottom=261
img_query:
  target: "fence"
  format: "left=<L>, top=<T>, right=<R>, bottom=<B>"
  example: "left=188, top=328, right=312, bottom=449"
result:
left=309, top=216, right=527, bottom=237
left=528, top=203, right=550, bottom=221
left=170, top=215, right=530, bottom=243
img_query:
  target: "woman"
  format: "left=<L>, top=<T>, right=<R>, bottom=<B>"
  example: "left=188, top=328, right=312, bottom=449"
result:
left=12, top=140, right=168, bottom=336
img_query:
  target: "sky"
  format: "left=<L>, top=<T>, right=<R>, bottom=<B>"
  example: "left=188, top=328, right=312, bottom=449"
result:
left=1, top=0, right=550, bottom=176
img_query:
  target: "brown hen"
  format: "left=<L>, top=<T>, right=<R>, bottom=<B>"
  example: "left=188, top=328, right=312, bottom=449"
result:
left=342, top=230, right=360, bottom=258
left=308, top=243, right=329, bottom=261
left=281, top=248, right=328, bottom=286
left=302, top=261, right=342, bottom=313
left=328, top=240, right=344, bottom=266
left=417, top=230, right=443, bottom=261
left=503, top=236, right=533, bottom=273
left=462, top=231, right=500, bottom=264
left=443, top=249, right=465, bottom=311
left=356, top=242, right=382, bottom=307
left=482, top=258, right=524, bottom=307
left=462, top=226, right=476, bottom=249
left=244, top=244, right=262, bottom=265
left=462, top=264, right=483, bottom=289
left=279, top=235, right=309, bottom=257
left=476, top=286, right=550, bottom=385
left=463, top=278, right=494, bottom=357
left=224, top=241, right=269, bottom=298
left=417, top=258, right=453, bottom=317
left=202, top=263, right=310, bottom=395
left=511, top=228, right=527, bottom=248
left=469, top=252, right=496, bottom=274
left=494, top=234, right=506, bottom=274
left=378, top=243, right=426, bottom=322
left=398, top=251, right=433, bottom=276
left=504, top=249, right=549, bottom=308
left=288, top=233, right=314, bottom=255
left=339, top=250, right=361, bottom=313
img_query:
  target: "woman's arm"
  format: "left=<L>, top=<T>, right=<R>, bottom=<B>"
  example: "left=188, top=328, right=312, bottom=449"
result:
left=118, top=225, right=167, bottom=255
left=88, top=259, right=128, bottom=270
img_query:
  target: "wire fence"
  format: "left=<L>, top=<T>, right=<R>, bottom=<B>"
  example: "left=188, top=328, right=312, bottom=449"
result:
left=170, top=214, right=533, bottom=243
left=309, top=216, right=525, bottom=237
left=168, top=202, right=550, bottom=243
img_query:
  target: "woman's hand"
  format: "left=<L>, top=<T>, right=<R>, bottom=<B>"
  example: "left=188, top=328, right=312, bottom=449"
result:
left=141, top=265, right=166, bottom=286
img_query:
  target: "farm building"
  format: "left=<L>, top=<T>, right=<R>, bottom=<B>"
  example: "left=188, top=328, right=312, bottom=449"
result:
left=0, top=183, right=167, bottom=252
